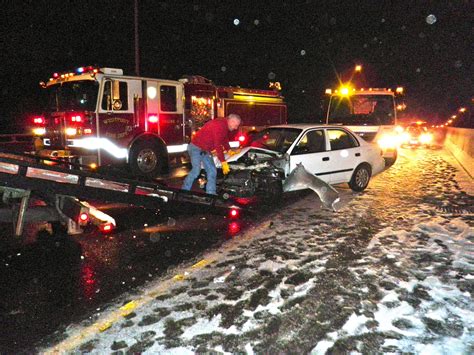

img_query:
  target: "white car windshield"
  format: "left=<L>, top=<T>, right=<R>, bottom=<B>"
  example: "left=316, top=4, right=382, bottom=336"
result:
left=250, top=128, right=302, bottom=153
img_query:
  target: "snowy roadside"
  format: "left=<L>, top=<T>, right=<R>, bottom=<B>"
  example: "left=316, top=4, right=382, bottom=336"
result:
left=42, top=149, right=473, bottom=354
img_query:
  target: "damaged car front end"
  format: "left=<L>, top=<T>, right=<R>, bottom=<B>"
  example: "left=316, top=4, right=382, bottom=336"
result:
left=216, top=148, right=287, bottom=201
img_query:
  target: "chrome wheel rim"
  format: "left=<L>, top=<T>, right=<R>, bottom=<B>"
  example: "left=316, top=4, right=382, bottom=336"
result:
left=355, top=168, right=369, bottom=188
left=137, top=149, right=158, bottom=173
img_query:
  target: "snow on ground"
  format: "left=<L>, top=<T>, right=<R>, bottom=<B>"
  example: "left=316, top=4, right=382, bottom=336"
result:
left=42, top=149, right=473, bottom=354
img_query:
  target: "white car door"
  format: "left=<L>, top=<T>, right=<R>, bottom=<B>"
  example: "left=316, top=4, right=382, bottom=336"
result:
left=324, top=128, right=362, bottom=184
left=288, top=129, right=333, bottom=183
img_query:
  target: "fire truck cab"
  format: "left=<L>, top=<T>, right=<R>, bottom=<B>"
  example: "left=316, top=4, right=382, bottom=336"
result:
left=34, top=67, right=286, bottom=178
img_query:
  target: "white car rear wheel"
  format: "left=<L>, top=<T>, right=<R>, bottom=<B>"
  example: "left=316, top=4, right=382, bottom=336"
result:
left=349, top=164, right=371, bottom=192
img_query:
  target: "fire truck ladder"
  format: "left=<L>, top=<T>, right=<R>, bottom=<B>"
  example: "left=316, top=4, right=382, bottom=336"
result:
left=0, top=151, right=238, bottom=236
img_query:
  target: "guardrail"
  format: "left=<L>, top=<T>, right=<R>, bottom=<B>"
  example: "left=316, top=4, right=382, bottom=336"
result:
left=0, top=134, right=34, bottom=152
left=444, top=127, right=473, bottom=178
left=0, top=133, right=34, bottom=143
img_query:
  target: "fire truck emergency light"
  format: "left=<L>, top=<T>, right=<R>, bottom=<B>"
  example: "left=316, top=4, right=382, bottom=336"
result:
left=33, top=117, right=45, bottom=124
left=71, top=115, right=83, bottom=122
left=340, top=86, right=350, bottom=96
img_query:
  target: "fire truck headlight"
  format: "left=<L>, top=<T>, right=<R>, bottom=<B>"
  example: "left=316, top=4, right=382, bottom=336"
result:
left=65, top=127, right=77, bottom=136
left=33, top=127, right=46, bottom=136
left=419, top=133, right=433, bottom=144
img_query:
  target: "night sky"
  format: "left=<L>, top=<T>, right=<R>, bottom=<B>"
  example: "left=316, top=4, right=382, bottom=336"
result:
left=1, top=0, right=472, bottom=132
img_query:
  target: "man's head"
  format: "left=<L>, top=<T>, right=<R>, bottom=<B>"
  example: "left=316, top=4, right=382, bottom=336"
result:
left=227, top=114, right=242, bottom=131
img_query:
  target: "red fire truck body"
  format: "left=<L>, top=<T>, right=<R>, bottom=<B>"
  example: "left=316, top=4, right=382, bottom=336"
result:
left=34, top=67, right=286, bottom=177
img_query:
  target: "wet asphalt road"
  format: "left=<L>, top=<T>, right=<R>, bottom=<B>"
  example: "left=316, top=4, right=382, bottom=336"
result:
left=0, top=166, right=307, bottom=353
left=1, top=146, right=472, bottom=353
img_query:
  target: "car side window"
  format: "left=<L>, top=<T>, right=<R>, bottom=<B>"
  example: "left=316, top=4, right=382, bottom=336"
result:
left=292, top=130, right=326, bottom=155
left=328, top=129, right=358, bottom=150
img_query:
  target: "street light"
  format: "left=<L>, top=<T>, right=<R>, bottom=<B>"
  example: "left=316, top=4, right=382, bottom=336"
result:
left=459, top=107, right=466, bottom=113
left=355, top=65, right=362, bottom=72
left=451, top=115, right=457, bottom=119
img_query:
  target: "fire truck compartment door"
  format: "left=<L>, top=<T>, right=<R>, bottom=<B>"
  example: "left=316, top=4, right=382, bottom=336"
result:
left=97, top=79, right=141, bottom=163
left=157, top=83, right=184, bottom=145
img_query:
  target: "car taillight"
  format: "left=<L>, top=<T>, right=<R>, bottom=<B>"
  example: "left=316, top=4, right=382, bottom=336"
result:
left=229, top=208, right=240, bottom=219
left=99, top=222, right=114, bottom=233
left=228, top=221, right=241, bottom=235
left=79, top=212, right=89, bottom=223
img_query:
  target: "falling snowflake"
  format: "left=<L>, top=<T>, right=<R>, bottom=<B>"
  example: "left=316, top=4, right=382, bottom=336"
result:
left=454, top=60, right=463, bottom=68
left=233, top=18, right=240, bottom=26
left=300, top=49, right=306, bottom=56
left=268, top=72, right=276, bottom=80
left=254, top=19, right=260, bottom=25
left=221, top=66, right=227, bottom=72
left=426, top=14, right=437, bottom=25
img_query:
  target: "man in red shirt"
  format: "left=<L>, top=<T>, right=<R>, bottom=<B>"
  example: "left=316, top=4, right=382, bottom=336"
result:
left=182, top=114, right=241, bottom=194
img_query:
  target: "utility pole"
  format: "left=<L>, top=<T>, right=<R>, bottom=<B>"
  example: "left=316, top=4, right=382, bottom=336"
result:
left=134, top=0, right=140, bottom=76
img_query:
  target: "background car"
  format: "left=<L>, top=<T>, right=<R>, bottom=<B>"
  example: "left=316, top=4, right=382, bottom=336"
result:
left=401, top=123, right=434, bottom=148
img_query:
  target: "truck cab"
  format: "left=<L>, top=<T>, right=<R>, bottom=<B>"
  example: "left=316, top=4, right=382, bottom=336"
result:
left=37, top=67, right=188, bottom=177
left=325, top=87, right=403, bottom=167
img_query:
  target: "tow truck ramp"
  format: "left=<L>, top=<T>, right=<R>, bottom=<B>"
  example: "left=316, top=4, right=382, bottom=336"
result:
left=0, top=151, right=237, bottom=236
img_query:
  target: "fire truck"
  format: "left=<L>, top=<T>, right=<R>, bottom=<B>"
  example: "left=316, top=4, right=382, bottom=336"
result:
left=325, top=86, right=405, bottom=167
left=33, top=67, right=286, bottom=177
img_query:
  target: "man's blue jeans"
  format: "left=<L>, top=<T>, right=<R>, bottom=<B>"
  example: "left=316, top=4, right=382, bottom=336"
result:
left=182, top=143, right=217, bottom=195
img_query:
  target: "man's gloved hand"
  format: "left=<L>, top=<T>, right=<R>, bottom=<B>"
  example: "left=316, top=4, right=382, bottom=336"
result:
left=227, top=148, right=241, bottom=157
left=221, top=161, right=230, bottom=175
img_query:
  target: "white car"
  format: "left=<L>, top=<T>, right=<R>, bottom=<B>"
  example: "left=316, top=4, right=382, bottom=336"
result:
left=218, top=124, right=385, bottom=199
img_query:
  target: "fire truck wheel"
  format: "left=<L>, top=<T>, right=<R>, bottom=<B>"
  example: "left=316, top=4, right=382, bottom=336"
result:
left=129, top=140, right=164, bottom=178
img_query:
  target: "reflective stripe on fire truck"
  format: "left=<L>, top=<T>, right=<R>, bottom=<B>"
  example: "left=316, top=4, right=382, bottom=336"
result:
left=68, top=138, right=128, bottom=159
left=166, top=144, right=188, bottom=153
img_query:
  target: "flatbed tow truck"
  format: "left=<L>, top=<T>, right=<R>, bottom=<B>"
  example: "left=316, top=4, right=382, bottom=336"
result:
left=0, top=150, right=240, bottom=237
